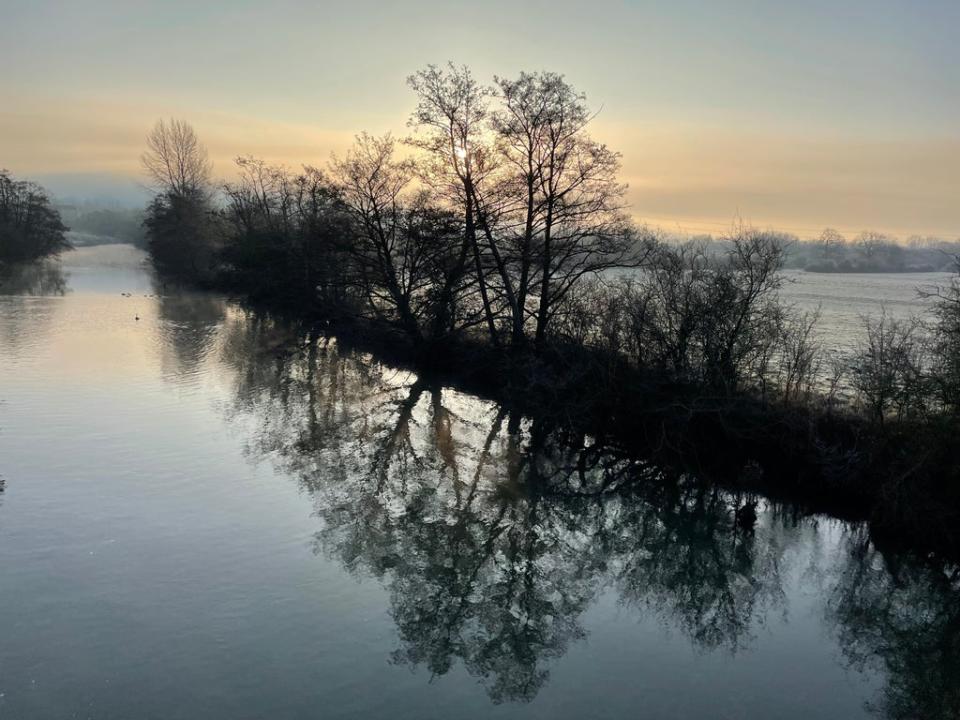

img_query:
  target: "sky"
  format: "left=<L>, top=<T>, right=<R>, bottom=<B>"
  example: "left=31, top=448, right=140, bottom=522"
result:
left=2, top=0, right=958, bottom=238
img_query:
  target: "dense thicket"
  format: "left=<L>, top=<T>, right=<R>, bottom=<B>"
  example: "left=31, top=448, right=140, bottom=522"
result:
left=221, top=158, right=354, bottom=308
left=139, top=67, right=960, bottom=556
left=0, top=170, right=70, bottom=264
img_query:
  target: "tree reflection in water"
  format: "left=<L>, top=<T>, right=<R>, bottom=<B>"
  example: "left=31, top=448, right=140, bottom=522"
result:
left=0, top=260, right=68, bottom=353
left=0, top=260, right=68, bottom=297
left=154, top=282, right=228, bottom=380
left=826, top=531, right=960, bottom=719
left=216, top=312, right=959, bottom=714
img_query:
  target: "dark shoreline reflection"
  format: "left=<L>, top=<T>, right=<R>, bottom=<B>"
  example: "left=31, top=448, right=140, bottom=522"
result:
left=826, top=533, right=960, bottom=719
left=154, top=279, right=228, bottom=380
left=213, top=312, right=960, bottom=714
left=0, top=259, right=68, bottom=297
left=0, top=260, right=68, bottom=353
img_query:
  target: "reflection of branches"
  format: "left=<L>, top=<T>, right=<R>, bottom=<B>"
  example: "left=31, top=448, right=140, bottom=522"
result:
left=0, top=260, right=68, bottom=352
left=216, top=314, right=959, bottom=712
left=155, top=284, right=227, bottom=379
left=827, top=532, right=960, bottom=719
left=0, top=260, right=68, bottom=296
left=611, top=484, right=791, bottom=652
left=216, top=322, right=805, bottom=702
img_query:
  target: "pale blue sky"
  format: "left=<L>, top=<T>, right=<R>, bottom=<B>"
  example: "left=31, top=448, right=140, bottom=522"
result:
left=2, top=0, right=958, bottom=236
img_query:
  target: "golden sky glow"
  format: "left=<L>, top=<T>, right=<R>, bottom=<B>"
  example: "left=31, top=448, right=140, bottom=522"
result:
left=2, top=0, right=958, bottom=238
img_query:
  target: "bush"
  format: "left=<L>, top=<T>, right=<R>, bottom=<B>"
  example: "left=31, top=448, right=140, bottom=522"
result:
left=144, top=189, right=221, bottom=282
left=851, top=311, right=929, bottom=425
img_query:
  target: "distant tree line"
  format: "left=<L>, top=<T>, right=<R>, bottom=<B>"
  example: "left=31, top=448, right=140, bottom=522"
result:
left=0, top=170, right=70, bottom=264
left=665, top=228, right=960, bottom=273
left=61, top=205, right=146, bottom=248
left=784, top=228, right=960, bottom=273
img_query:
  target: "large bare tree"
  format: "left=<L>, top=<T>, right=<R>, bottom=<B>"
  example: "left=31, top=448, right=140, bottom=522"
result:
left=330, top=133, right=422, bottom=339
left=407, top=64, right=503, bottom=345
left=331, top=133, right=471, bottom=343
left=407, top=65, right=645, bottom=351
left=141, top=118, right=213, bottom=198
left=493, top=72, right=644, bottom=350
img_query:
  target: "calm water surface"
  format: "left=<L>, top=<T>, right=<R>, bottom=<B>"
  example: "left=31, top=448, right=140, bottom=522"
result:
left=0, top=247, right=957, bottom=719
left=781, top=269, right=952, bottom=355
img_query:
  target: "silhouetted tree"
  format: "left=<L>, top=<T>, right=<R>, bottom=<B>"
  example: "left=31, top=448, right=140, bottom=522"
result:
left=141, top=119, right=218, bottom=280
left=144, top=189, right=221, bottom=280
left=851, top=310, right=928, bottom=425
left=331, top=134, right=427, bottom=341
left=923, top=256, right=960, bottom=413
left=0, top=170, right=70, bottom=263
left=141, top=118, right=213, bottom=198
left=221, top=157, right=352, bottom=308
left=407, top=64, right=502, bottom=345
left=493, top=72, right=645, bottom=350
left=330, top=133, right=478, bottom=344
left=607, top=227, right=788, bottom=393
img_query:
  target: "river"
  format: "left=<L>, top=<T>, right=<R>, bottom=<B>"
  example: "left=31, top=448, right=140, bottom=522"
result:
left=780, top=269, right=953, bottom=356
left=0, top=246, right=956, bottom=719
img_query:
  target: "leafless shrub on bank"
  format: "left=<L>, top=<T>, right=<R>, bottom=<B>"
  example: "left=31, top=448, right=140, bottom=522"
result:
left=851, top=310, right=929, bottom=426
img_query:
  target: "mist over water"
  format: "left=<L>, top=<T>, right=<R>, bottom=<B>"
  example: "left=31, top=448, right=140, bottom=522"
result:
left=0, top=246, right=956, bottom=719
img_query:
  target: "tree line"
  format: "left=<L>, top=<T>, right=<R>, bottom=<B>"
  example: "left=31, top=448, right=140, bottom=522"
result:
left=140, top=66, right=820, bottom=394
left=141, top=67, right=649, bottom=354
left=785, top=228, right=960, bottom=273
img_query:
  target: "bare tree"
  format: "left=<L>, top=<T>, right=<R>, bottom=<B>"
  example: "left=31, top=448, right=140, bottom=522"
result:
left=331, top=133, right=471, bottom=343
left=510, top=76, right=641, bottom=350
left=491, top=71, right=642, bottom=349
left=920, top=254, right=960, bottom=412
left=852, top=310, right=928, bottom=425
left=330, top=133, right=422, bottom=339
left=816, top=227, right=846, bottom=260
left=220, top=157, right=352, bottom=305
left=854, top=230, right=893, bottom=260
left=407, top=64, right=502, bottom=345
left=141, top=120, right=218, bottom=279
left=618, top=226, right=788, bottom=393
left=408, top=66, right=646, bottom=351
left=141, top=118, right=213, bottom=198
